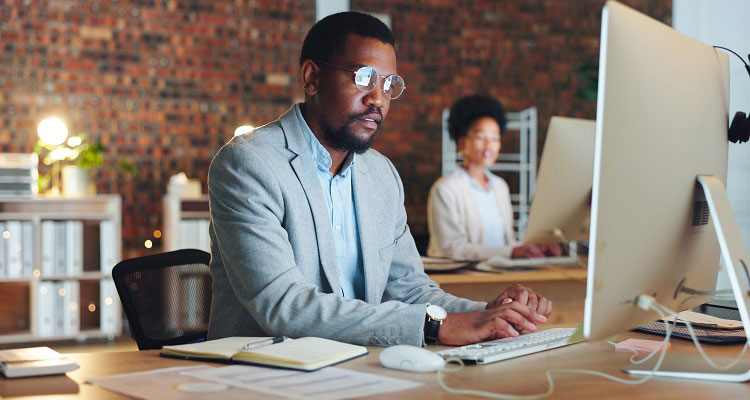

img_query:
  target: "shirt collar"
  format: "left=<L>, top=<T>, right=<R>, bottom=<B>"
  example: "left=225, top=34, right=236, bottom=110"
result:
left=294, top=103, right=356, bottom=176
left=459, top=167, right=495, bottom=191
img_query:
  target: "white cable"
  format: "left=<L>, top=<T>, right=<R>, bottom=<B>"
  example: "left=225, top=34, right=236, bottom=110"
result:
left=436, top=299, right=675, bottom=399
left=650, top=301, right=750, bottom=370
left=436, top=296, right=750, bottom=399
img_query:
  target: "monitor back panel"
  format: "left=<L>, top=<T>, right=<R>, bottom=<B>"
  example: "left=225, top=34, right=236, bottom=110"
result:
left=525, top=116, right=595, bottom=245
left=584, top=1, right=730, bottom=340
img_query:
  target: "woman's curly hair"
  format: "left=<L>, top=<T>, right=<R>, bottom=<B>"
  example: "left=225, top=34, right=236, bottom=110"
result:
left=447, top=95, right=507, bottom=142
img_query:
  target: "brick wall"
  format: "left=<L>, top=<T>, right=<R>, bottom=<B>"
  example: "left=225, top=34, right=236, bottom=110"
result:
left=353, top=0, right=671, bottom=240
left=1, top=0, right=670, bottom=257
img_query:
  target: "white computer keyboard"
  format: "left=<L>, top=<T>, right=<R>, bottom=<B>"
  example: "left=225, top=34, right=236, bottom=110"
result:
left=480, top=254, right=579, bottom=269
left=437, top=327, right=578, bottom=365
left=477, top=241, right=582, bottom=270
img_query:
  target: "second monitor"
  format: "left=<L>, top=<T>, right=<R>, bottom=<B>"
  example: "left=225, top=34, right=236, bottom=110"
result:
left=524, top=116, right=595, bottom=246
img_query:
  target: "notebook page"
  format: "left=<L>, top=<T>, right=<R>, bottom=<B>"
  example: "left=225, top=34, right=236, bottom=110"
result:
left=162, top=337, right=271, bottom=359
left=240, top=337, right=364, bottom=364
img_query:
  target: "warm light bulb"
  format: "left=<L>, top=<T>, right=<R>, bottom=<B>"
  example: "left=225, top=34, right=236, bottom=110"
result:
left=37, top=117, right=69, bottom=145
left=48, top=147, right=74, bottom=161
left=153, top=230, right=162, bottom=238
left=67, top=136, right=83, bottom=147
left=88, top=303, right=96, bottom=312
left=144, top=239, right=153, bottom=249
left=105, top=297, right=113, bottom=305
left=234, top=125, right=255, bottom=136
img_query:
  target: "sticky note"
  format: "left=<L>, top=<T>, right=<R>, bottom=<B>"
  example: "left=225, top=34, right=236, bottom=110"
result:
left=615, top=338, right=670, bottom=353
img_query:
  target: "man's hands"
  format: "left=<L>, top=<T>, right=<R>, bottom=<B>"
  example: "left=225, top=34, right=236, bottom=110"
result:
left=486, top=283, right=553, bottom=317
left=435, top=284, right=553, bottom=346
left=437, top=301, right=546, bottom=345
left=511, top=243, right=562, bottom=258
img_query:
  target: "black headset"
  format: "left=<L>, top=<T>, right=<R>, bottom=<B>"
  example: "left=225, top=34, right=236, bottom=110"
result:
left=714, top=46, right=750, bottom=144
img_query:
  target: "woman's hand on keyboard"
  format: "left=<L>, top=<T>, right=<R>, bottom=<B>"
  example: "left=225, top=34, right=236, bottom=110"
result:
left=437, top=301, right=547, bottom=346
left=487, top=283, right=553, bottom=318
left=511, top=244, right=563, bottom=258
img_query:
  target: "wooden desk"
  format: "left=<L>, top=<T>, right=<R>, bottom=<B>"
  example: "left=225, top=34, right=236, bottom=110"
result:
left=3, top=332, right=748, bottom=399
left=429, top=268, right=587, bottom=324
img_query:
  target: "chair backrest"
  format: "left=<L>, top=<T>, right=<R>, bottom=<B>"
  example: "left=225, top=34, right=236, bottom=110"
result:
left=112, top=249, right=212, bottom=350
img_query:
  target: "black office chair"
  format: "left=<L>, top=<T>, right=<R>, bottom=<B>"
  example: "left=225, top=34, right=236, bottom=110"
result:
left=112, top=249, right=212, bottom=350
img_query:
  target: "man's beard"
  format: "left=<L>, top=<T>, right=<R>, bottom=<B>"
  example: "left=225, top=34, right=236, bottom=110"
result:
left=320, top=107, right=382, bottom=154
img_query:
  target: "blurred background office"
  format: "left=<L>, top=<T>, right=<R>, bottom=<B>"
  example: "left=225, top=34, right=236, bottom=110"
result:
left=0, top=0, right=673, bottom=258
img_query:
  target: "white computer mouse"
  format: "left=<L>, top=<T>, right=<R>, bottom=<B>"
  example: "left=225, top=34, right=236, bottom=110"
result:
left=379, top=345, right=445, bottom=373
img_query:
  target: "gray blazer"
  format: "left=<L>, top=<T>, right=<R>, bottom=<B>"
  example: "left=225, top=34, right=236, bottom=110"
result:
left=207, top=105, right=486, bottom=346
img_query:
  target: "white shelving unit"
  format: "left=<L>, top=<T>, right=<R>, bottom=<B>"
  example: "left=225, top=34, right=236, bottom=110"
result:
left=0, top=195, right=122, bottom=344
left=163, top=194, right=210, bottom=252
left=441, top=107, right=538, bottom=240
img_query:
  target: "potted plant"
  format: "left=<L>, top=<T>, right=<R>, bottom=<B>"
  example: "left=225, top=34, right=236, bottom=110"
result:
left=34, top=133, right=136, bottom=196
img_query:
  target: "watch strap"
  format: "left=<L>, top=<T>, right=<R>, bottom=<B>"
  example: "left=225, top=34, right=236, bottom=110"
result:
left=424, top=317, right=442, bottom=344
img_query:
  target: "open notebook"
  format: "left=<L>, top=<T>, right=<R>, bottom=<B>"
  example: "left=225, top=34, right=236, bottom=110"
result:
left=161, top=337, right=368, bottom=371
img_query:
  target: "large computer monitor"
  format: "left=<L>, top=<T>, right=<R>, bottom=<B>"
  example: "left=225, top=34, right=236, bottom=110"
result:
left=583, top=0, right=750, bottom=347
left=524, top=117, right=595, bottom=245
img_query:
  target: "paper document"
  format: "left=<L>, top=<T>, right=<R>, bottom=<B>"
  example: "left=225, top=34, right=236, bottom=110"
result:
left=664, top=310, right=744, bottom=329
left=182, top=364, right=423, bottom=400
left=86, top=365, right=259, bottom=400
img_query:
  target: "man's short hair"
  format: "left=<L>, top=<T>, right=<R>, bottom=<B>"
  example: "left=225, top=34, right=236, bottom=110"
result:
left=300, top=11, right=395, bottom=65
left=448, top=95, right=507, bottom=142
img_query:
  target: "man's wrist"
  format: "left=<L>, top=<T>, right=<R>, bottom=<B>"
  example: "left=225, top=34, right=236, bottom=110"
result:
left=424, top=304, right=447, bottom=344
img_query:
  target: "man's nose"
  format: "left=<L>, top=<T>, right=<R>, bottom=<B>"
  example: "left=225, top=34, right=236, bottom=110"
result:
left=363, top=85, right=386, bottom=108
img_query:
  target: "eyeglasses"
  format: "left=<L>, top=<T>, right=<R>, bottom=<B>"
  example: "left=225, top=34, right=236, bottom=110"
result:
left=317, top=61, right=406, bottom=100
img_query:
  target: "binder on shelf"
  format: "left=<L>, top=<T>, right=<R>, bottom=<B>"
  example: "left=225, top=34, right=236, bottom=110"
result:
left=190, top=219, right=198, bottom=250
left=5, top=221, right=23, bottom=278
left=54, top=222, right=66, bottom=276
left=62, top=281, right=80, bottom=336
left=99, top=220, right=117, bottom=274
left=179, top=220, right=190, bottom=249
left=35, top=281, right=56, bottom=337
left=40, top=220, right=55, bottom=277
left=99, top=279, right=118, bottom=334
left=21, top=221, right=34, bottom=277
left=65, top=221, right=83, bottom=276
left=54, top=282, right=65, bottom=335
left=198, top=219, right=210, bottom=252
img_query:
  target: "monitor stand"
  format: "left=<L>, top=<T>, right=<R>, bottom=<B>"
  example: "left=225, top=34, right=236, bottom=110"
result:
left=626, top=175, right=750, bottom=382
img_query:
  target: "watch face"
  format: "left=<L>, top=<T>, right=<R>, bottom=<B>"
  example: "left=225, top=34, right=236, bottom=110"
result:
left=426, top=304, right=447, bottom=320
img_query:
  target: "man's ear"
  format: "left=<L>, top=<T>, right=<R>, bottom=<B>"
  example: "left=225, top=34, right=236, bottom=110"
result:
left=300, top=59, right=320, bottom=96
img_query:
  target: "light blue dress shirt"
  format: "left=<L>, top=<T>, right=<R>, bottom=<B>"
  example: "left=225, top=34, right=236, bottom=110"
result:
left=459, top=168, right=508, bottom=247
left=294, top=105, right=365, bottom=300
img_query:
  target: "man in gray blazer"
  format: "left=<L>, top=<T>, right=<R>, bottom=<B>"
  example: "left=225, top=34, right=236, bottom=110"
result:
left=208, top=12, right=551, bottom=347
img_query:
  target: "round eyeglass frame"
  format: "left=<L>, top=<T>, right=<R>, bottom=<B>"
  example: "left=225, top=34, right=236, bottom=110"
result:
left=316, top=60, right=406, bottom=99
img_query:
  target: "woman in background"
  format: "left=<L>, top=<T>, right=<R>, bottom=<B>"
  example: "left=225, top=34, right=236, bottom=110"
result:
left=427, top=95, right=559, bottom=260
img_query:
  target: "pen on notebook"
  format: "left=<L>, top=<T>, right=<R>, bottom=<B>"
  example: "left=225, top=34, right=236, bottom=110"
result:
left=243, top=336, right=288, bottom=351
